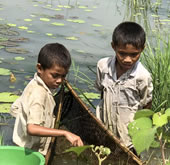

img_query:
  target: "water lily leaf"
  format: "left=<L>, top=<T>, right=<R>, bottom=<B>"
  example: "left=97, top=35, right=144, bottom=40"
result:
left=7, top=23, right=17, bottom=27
left=0, top=30, right=19, bottom=36
left=0, top=103, right=11, bottom=113
left=57, top=5, right=64, bottom=8
left=134, top=109, right=154, bottom=119
left=84, top=9, right=92, bottom=12
left=153, top=113, right=168, bottom=127
left=8, top=37, right=29, bottom=42
left=81, top=92, right=100, bottom=99
left=67, top=19, right=85, bottom=24
left=24, top=19, right=32, bottom=22
left=5, top=47, right=29, bottom=54
left=18, top=26, right=28, bottom=30
left=33, top=4, right=38, bottom=7
left=40, top=18, right=50, bottom=22
left=0, top=92, right=19, bottom=102
left=0, top=37, right=8, bottom=42
left=51, top=22, right=65, bottom=26
left=14, top=56, right=25, bottom=61
left=63, top=5, right=71, bottom=8
left=46, top=33, right=53, bottom=36
left=54, top=8, right=62, bottom=11
left=65, top=36, right=78, bottom=40
left=0, top=68, right=11, bottom=75
left=92, top=24, right=102, bottom=27
left=64, top=145, right=91, bottom=157
left=0, top=41, right=19, bottom=47
left=27, top=30, right=35, bottom=33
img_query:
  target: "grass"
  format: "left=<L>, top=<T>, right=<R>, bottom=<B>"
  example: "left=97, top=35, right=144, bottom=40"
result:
left=141, top=34, right=170, bottom=111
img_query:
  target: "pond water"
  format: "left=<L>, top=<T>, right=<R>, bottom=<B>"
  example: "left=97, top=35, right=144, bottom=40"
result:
left=0, top=0, right=169, bottom=164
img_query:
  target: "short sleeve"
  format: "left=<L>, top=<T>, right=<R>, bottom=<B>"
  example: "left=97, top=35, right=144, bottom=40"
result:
left=138, top=75, right=153, bottom=108
left=95, top=63, right=103, bottom=91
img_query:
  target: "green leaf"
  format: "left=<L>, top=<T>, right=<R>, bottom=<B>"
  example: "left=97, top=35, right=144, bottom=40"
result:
left=132, top=127, right=157, bottom=155
left=153, top=113, right=168, bottom=127
left=64, top=145, right=91, bottom=157
left=0, top=92, right=19, bottom=102
left=128, top=117, right=152, bottom=137
left=40, top=18, right=50, bottom=22
left=0, top=104, right=11, bottom=113
left=14, top=56, right=25, bottom=61
left=134, top=109, right=154, bottom=119
left=80, top=92, right=100, bottom=99
left=150, top=140, right=160, bottom=148
left=51, top=22, right=65, bottom=26
left=165, top=108, right=170, bottom=116
left=0, top=68, right=11, bottom=75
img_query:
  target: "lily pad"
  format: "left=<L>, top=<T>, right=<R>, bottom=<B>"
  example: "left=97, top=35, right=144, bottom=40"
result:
left=0, top=103, right=11, bottom=113
left=0, top=24, right=10, bottom=29
left=18, top=26, right=28, bottom=30
left=0, top=68, right=11, bottom=75
left=7, top=23, right=17, bottom=27
left=40, top=18, right=50, bottom=22
left=0, top=41, right=19, bottom=47
left=65, top=36, right=78, bottom=40
left=51, top=22, right=65, bottom=26
left=5, top=47, right=29, bottom=54
left=14, top=56, right=25, bottom=61
left=0, top=30, right=19, bottom=36
left=0, top=92, right=19, bottom=102
left=8, top=37, right=29, bottom=42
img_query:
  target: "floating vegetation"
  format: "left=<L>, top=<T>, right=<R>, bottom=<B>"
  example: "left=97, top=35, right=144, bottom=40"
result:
left=0, top=30, right=19, bottom=36
left=7, top=23, right=17, bottom=27
left=18, top=26, right=28, bottom=30
left=92, top=24, right=102, bottom=27
left=8, top=37, right=29, bottom=42
left=65, top=36, right=78, bottom=40
left=0, top=68, right=11, bottom=76
left=66, top=19, right=85, bottom=24
left=24, top=19, right=32, bottom=22
left=14, top=56, right=25, bottom=61
left=0, top=37, right=8, bottom=41
left=5, top=47, right=29, bottom=54
left=0, top=24, right=10, bottom=29
left=9, top=73, right=16, bottom=82
left=0, top=104, right=11, bottom=113
left=46, top=33, right=53, bottom=36
left=0, top=41, right=19, bottom=47
left=40, top=18, right=50, bottom=22
left=0, top=92, right=19, bottom=102
left=78, top=6, right=87, bottom=9
left=54, top=14, right=64, bottom=20
left=51, top=22, right=65, bottom=26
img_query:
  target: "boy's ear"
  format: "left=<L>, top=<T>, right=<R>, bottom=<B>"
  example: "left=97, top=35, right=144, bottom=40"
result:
left=111, top=42, right=116, bottom=50
left=36, top=63, right=42, bottom=74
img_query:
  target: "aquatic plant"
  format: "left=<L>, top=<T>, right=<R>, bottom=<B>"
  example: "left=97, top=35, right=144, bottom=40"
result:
left=64, top=145, right=111, bottom=165
left=141, top=36, right=170, bottom=111
left=128, top=108, right=170, bottom=165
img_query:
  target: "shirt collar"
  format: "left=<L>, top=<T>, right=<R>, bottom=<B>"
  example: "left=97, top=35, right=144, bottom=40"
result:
left=108, top=56, right=139, bottom=80
left=34, top=73, right=54, bottom=95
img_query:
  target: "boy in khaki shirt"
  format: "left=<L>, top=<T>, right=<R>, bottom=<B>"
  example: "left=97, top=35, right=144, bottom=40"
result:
left=10, top=43, right=83, bottom=155
left=96, top=22, right=153, bottom=152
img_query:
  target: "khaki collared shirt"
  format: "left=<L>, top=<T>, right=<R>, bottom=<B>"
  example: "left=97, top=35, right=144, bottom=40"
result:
left=96, top=56, right=153, bottom=147
left=10, top=73, right=56, bottom=155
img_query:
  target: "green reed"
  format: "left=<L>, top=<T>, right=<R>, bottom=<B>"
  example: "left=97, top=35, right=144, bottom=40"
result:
left=141, top=35, right=170, bottom=111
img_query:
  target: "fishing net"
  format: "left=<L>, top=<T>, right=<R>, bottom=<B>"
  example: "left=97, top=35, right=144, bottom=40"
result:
left=52, top=82, right=142, bottom=165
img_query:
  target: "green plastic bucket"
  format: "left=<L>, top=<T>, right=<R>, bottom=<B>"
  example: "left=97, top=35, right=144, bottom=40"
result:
left=0, top=146, right=45, bottom=165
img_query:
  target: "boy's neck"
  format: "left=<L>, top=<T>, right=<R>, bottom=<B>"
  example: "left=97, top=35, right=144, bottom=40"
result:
left=115, top=62, right=129, bottom=79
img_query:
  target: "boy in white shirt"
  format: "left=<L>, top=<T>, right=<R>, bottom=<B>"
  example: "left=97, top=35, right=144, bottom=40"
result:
left=10, top=43, right=83, bottom=155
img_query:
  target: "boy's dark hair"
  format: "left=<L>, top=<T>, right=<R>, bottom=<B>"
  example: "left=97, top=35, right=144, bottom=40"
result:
left=112, top=21, right=146, bottom=49
left=38, top=43, right=71, bottom=70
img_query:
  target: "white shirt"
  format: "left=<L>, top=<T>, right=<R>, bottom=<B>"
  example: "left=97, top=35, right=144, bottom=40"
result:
left=10, top=73, right=56, bottom=155
left=96, top=56, right=153, bottom=147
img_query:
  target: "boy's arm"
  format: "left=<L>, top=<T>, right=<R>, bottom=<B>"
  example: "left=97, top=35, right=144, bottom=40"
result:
left=27, top=124, right=83, bottom=146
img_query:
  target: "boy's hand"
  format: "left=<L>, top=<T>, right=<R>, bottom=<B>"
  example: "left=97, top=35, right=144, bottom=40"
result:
left=64, top=131, right=84, bottom=147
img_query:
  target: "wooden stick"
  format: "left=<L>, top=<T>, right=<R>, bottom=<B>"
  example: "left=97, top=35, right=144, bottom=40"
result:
left=45, top=84, right=64, bottom=165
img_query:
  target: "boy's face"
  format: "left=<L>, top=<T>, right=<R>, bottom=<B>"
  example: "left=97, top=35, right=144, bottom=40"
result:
left=37, top=63, right=68, bottom=89
left=111, top=43, right=143, bottom=71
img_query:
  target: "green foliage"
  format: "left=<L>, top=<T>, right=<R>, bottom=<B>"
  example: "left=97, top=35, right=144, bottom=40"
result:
left=64, top=145, right=92, bottom=157
left=141, top=37, right=170, bottom=112
left=128, top=108, right=170, bottom=164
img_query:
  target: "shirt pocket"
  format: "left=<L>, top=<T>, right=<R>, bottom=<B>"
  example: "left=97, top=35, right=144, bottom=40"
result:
left=119, top=80, right=140, bottom=106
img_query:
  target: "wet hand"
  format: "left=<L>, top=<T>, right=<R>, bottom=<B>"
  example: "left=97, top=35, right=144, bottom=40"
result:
left=65, top=131, right=84, bottom=147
